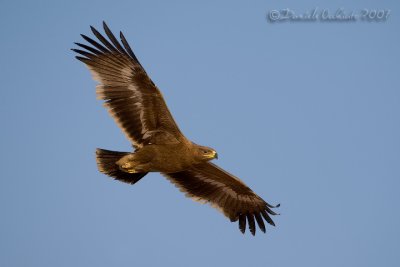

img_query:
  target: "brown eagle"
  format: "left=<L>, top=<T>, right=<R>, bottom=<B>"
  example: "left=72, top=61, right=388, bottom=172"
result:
left=73, top=22, right=279, bottom=235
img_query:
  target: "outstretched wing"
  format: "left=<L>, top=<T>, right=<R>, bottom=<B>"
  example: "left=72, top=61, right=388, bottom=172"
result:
left=163, top=162, right=279, bottom=235
left=73, top=22, right=184, bottom=148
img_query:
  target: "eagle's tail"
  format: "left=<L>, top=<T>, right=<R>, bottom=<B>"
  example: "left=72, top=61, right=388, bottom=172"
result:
left=96, top=148, right=148, bottom=185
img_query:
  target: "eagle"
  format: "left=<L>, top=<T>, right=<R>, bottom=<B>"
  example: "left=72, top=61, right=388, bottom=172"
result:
left=72, top=22, right=279, bottom=235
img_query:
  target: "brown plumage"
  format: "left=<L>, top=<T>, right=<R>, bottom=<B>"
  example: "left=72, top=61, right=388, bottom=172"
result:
left=73, top=22, right=279, bottom=235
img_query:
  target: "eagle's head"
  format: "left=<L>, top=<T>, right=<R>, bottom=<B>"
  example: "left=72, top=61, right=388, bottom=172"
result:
left=195, top=145, right=218, bottom=161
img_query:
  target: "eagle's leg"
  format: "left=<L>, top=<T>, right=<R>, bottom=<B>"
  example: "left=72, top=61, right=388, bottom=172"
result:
left=120, top=162, right=150, bottom=173
left=116, top=152, right=151, bottom=173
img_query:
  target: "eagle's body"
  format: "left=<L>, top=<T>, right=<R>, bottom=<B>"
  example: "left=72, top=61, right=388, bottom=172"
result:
left=117, top=142, right=215, bottom=173
left=73, top=22, right=279, bottom=235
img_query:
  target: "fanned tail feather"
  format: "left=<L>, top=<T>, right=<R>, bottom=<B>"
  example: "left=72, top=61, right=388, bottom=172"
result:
left=96, top=148, right=147, bottom=184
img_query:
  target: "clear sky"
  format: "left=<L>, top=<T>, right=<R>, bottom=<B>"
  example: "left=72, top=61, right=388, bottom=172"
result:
left=1, top=0, right=399, bottom=266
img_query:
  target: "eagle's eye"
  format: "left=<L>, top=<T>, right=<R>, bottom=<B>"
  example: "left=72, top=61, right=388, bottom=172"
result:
left=203, top=150, right=208, bottom=154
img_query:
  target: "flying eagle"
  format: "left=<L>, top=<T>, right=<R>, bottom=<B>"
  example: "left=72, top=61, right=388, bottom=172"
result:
left=72, top=22, right=279, bottom=235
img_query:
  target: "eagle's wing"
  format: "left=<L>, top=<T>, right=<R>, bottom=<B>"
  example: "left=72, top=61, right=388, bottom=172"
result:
left=73, top=22, right=183, bottom=148
left=163, top=162, right=279, bottom=235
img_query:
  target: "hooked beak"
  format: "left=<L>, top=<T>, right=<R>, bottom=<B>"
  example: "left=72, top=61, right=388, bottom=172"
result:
left=214, top=152, right=218, bottom=159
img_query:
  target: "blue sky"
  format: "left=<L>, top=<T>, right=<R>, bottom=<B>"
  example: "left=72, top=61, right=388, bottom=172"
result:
left=1, top=0, right=399, bottom=266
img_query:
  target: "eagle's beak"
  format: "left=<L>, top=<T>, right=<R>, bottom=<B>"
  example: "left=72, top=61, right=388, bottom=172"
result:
left=206, top=150, right=218, bottom=160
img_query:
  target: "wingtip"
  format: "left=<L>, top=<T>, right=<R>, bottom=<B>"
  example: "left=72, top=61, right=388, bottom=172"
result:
left=80, top=34, right=89, bottom=41
left=103, top=21, right=109, bottom=30
left=247, top=214, right=256, bottom=236
left=266, top=202, right=280, bottom=209
left=75, top=55, right=89, bottom=62
left=238, top=214, right=246, bottom=234
left=254, top=213, right=266, bottom=233
left=90, top=25, right=98, bottom=34
left=71, top=48, right=83, bottom=55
